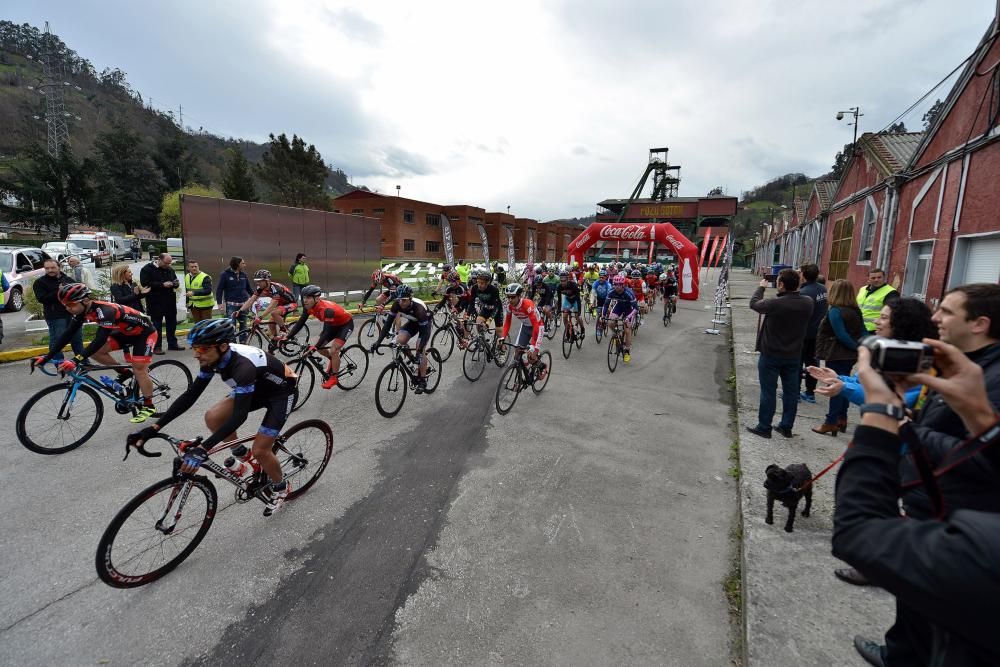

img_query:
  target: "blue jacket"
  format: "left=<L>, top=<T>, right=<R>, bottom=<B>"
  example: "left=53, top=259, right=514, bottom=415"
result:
left=215, top=267, right=253, bottom=304
left=839, top=375, right=921, bottom=409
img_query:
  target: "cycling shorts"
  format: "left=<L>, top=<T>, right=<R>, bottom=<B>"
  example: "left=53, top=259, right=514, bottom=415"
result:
left=515, top=323, right=536, bottom=348
left=250, top=388, right=294, bottom=438
left=106, top=330, right=158, bottom=363
left=476, top=304, right=502, bottom=324
left=322, top=321, right=354, bottom=345
left=561, top=296, right=581, bottom=313
left=274, top=303, right=298, bottom=317
left=399, top=321, right=432, bottom=350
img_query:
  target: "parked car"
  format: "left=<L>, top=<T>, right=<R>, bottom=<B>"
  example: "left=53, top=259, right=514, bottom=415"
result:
left=41, top=241, right=93, bottom=264
left=0, top=246, right=53, bottom=312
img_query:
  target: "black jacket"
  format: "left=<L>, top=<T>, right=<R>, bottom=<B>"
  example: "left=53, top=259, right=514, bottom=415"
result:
left=111, top=281, right=145, bottom=312
left=139, top=261, right=179, bottom=310
left=749, top=287, right=814, bottom=359
left=903, top=342, right=1000, bottom=518
left=798, top=281, right=828, bottom=338
left=833, top=425, right=1000, bottom=666
left=216, top=267, right=253, bottom=304
left=32, top=272, right=74, bottom=321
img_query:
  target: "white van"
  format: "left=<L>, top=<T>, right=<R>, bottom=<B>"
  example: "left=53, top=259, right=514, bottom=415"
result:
left=66, top=233, right=112, bottom=267
left=108, top=235, right=128, bottom=260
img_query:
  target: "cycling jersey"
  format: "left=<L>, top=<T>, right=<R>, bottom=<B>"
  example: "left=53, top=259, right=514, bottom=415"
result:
left=466, top=283, right=502, bottom=318
left=629, top=278, right=646, bottom=302
left=154, top=344, right=295, bottom=445
left=661, top=277, right=678, bottom=297
left=501, top=297, right=543, bottom=348
left=255, top=281, right=296, bottom=306
left=361, top=273, right=402, bottom=302
left=557, top=280, right=581, bottom=303
left=602, top=288, right=639, bottom=318
left=534, top=281, right=556, bottom=307
left=645, top=274, right=659, bottom=288
left=591, top=280, right=612, bottom=306
left=288, top=299, right=354, bottom=346
left=376, top=297, right=432, bottom=350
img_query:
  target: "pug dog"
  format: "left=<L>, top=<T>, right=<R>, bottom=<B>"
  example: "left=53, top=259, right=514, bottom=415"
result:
left=764, top=463, right=813, bottom=533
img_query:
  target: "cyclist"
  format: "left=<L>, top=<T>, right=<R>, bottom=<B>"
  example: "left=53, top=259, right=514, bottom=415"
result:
left=500, top=282, right=545, bottom=377
left=433, top=264, right=454, bottom=294
left=235, top=269, right=298, bottom=350
left=360, top=269, right=403, bottom=310
left=660, top=272, right=678, bottom=322
left=628, top=269, right=647, bottom=316
left=582, top=264, right=600, bottom=292
left=466, top=269, right=504, bottom=336
left=534, top=275, right=557, bottom=324
left=32, top=283, right=159, bottom=423
left=370, top=284, right=433, bottom=393
left=542, top=268, right=561, bottom=319
left=645, top=268, right=659, bottom=307
left=571, top=263, right=585, bottom=285
left=129, top=318, right=297, bottom=515
left=591, top=270, right=612, bottom=335
left=286, top=285, right=354, bottom=389
left=556, top=270, right=583, bottom=339
left=602, top=274, right=638, bottom=363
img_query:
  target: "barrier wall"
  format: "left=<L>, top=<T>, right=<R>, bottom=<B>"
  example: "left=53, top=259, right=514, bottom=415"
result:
left=180, top=195, right=380, bottom=293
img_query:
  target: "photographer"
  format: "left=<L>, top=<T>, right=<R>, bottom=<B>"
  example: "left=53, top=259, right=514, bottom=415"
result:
left=833, top=339, right=1000, bottom=666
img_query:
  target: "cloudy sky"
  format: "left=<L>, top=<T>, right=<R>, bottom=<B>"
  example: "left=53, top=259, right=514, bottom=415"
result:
left=5, top=1, right=998, bottom=220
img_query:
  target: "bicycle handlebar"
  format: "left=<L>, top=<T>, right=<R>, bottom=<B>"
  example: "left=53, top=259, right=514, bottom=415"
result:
left=123, top=431, right=201, bottom=461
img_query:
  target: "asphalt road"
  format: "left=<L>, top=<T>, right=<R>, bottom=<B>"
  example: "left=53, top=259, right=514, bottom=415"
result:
left=0, top=296, right=736, bottom=666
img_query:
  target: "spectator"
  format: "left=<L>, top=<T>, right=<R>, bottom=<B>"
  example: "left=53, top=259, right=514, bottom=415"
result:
left=288, top=253, right=310, bottom=303
left=857, top=268, right=899, bottom=334
left=855, top=283, right=1000, bottom=666
left=216, top=256, right=253, bottom=334
left=747, top=268, right=814, bottom=438
left=32, top=258, right=84, bottom=362
left=129, top=237, right=141, bottom=261
left=456, top=259, right=470, bottom=284
left=493, top=261, right=507, bottom=285
left=836, top=340, right=1000, bottom=667
left=817, top=274, right=826, bottom=285
left=184, top=260, right=215, bottom=322
left=140, top=253, right=184, bottom=354
left=797, top=263, right=828, bottom=403
left=110, top=264, right=148, bottom=312
left=810, top=279, right=865, bottom=435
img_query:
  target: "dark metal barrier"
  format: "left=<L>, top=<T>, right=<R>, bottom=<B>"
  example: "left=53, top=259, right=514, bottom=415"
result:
left=180, top=195, right=380, bottom=295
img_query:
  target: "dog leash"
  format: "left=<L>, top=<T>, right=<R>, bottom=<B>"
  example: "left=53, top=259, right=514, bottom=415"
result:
left=795, top=449, right=848, bottom=492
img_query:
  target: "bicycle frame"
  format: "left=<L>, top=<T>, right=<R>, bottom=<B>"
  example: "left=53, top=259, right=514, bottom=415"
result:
left=40, top=362, right=142, bottom=415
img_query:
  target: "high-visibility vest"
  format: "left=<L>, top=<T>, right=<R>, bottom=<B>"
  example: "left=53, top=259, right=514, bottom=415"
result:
left=456, top=264, right=470, bottom=283
left=185, top=272, right=215, bottom=308
left=856, top=284, right=895, bottom=331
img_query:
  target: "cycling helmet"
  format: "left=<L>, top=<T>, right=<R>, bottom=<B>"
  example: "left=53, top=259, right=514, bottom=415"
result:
left=559, top=270, right=569, bottom=279
left=630, top=270, right=641, bottom=278
left=474, top=270, right=490, bottom=281
left=659, top=273, right=668, bottom=281
left=371, top=269, right=383, bottom=282
left=396, top=284, right=413, bottom=299
left=505, top=283, right=524, bottom=298
left=534, top=266, right=543, bottom=275
left=599, top=270, right=608, bottom=278
left=187, top=318, right=236, bottom=346
left=612, top=274, right=627, bottom=286
left=533, top=276, right=544, bottom=287
left=253, top=269, right=272, bottom=281
left=443, top=264, right=453, bottom=272
left=300, top=284, right=323, bottom=298
left=57, top=283, right=91, bottom=305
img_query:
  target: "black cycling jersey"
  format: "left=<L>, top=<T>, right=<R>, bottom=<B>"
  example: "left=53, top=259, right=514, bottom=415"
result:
left=153, top=344, right=294, bottom=446
left=557, top=280, right=581, bottom=303
left=465, top=283, right=502, bottom=316
left=533, top=281, right=556, bottom=305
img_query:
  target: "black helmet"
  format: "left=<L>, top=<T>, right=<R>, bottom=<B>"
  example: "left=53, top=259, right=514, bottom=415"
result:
left=253, top=269, right=272, bottom=281
left=443, top=264, right=453, bottom=272
left=396, top=284, right=413, bottom=299
left=300, top=285, right=322, bottom=298
left=187, top=318, right=236, bottom=346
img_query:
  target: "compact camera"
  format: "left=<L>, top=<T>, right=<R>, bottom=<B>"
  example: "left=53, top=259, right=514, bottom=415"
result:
left=860, top=336, right=935, bottom=375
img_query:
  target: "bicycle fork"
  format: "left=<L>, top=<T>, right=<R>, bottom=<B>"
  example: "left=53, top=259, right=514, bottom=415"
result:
left=156, top=480, right=194, bottom=534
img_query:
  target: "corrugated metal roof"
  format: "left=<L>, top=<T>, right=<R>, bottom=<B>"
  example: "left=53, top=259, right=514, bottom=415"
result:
left=864, top=132, right=926, bottom=174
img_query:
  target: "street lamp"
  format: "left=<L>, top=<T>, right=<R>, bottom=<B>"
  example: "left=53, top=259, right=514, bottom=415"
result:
left=836, top=106, right=864, bottom=145
left=396, top=185, right=400, bottom=197
left=506, top=205, right=511, bottom=215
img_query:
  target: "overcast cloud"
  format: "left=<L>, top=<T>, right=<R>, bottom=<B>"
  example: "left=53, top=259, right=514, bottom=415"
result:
left=5, top=0, right=996, bottom=220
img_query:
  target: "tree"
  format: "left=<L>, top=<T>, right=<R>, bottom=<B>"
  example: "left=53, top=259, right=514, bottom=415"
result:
left=158, top=184, right=223, bottom=237
left=886, top=122, right=908, bottom=134
left=221, top=148, right=258, bottom=201
left=922, top=99, right=945, bottom=130
left=0, top=143, right=95, bottom=238
left=830, top=143, right=855, bottom=181
left=706, top=186, right=724, bottom=196
left=92, top=125, right=166, bottom=233
left=256, top=133, right=329, bottom=209
left=152, top=133, right=202, bottom=191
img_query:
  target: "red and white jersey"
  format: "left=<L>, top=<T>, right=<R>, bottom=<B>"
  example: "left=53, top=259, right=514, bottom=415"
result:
left=501, top=297, right=543, bottom=346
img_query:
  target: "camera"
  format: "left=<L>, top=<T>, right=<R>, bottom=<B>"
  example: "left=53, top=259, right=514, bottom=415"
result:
left=860, top=336, right=934, bottom=375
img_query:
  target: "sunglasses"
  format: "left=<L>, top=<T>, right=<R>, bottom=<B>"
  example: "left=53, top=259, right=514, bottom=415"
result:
left=192, top=344, right=217, bottom=353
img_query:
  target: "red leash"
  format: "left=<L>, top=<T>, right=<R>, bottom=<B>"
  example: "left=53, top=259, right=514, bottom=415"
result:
left=797, top=447, right=849, bottom=492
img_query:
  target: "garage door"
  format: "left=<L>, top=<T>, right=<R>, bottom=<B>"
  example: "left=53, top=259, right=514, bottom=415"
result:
left=963, top=237, right=1000, bottom=284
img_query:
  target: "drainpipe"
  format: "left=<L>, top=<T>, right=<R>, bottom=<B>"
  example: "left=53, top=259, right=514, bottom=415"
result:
left=879, top=182, right=899, bottom=273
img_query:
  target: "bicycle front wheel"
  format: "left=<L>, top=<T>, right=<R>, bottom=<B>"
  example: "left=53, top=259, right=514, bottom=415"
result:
left=148, top=359, right=193, bottom=415
left=561, top=327, right=573, bottom=359
left=275, top=419, right=333, bottom=498
left=462, top=340, right=487, bottom=381
left=543, top=313, right=556, bottom=340
left=432, top=304, right=449, bottom=329
left=423, top=348, right=443, bottom=394
left=357, top=317, right=380, bottom=345
left=607, top=335, right=621, bottom=373
left=96, top=476, right=217, bottom=588
left=17, top=383, right=104, bottom=454
left=248, top=330, right=266, bottom=351
left=532, top=350, right=553, bottom=394
left=431, top=325, right=455, bottom=362
left=494, top=364, right=522, bottom=414
left=291, top=359, right=316, bottom=412
left=336, top=345, right=369, bottom=391
left=375, top=362, right=407, bottom=418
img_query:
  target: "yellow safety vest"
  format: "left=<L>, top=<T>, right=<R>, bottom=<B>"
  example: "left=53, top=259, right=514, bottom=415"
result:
left=185, top=272, right=215, bottom=308
left=856, top=284, right=895, bottom=331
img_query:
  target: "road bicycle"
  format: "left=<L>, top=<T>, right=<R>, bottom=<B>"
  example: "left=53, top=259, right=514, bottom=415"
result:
left=356, top=304, right=396, bottom=346
left=607, top=318, right=627, bottom=373
left=373, top=342, right=443, bottom=418
left=236, top=316, right=312, bottom=357
left=430, top=292, right=454, bottom=328
left=429, top=308, right=470, bottom=362
left=594, top=313, right=608, bottom=344
left=95, top=420, right=332, bottom=588
left=461, top=322, right=510, bottom=382
left=561, top=311, right=586, bottom=359
left=541, top=307, right=558, bottom=340
left=17, top=360, right=193, bottom=455
left=287, top=343, right=370, bottom=411
left=663, top=294, right=676, bottom=327
left=494, top=344, right=552, bottom=415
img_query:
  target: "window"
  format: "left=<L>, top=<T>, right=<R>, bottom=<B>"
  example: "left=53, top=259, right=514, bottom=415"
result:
left=469, top=217, right=483, bottom=226
left=352, top=208, right=364, bottom=215
left=403, top=210, right=415, bottom=224
left=857, top=199, right=878, bottom=262
left=403, top=239, right=415, bottom=252
left=425, top=214, right=440, bottom=227
left=372, top=208, right=385, bottom=217
left=827, top=215, right=855, bottom=281
left=426, top=240, right=440, bottom=252
left=902, top=241, right=934, bottom=298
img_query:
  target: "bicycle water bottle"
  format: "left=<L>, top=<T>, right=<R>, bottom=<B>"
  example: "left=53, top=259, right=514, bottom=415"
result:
left=223, top=456, right=252, bottom=478
left=99, top=375, right=125, bottom=395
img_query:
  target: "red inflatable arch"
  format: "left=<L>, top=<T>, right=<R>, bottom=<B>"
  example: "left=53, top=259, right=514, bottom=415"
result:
left=566, top=222, right=700, bottom=300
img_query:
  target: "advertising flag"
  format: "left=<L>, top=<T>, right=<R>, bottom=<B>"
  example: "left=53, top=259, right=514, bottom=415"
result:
left=440, top=214, right=455, bottom=266
left=476, top=224, right=490, bottom=264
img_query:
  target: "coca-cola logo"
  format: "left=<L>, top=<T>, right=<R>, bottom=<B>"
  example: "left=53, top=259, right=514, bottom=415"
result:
left=664, top=234, right=684, bottom=250
left=599, top=225, right=649, bottom=241
left=574, top=232, right=592, bottom=248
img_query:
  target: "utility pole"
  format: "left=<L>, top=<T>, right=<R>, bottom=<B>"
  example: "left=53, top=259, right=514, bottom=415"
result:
left=178, top=104, right=183, bottom=129
left=39, top=22, right=69, bottom=157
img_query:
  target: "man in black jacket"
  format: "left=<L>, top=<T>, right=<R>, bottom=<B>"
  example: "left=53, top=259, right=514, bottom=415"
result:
left=747, top=268, right=814, bottom=438
left=835, top=340, right=1000, bottom=667
left=33, top=258, right=84, bottom=361
left=140, top=253, right=184, bottom=354
left=797, top=263, right=827, bottom=403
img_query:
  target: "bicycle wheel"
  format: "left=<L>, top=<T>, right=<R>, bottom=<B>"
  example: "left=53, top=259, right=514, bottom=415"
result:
left=595, top=320, right=604, bottom=344
left=608, top=335, right=620, bottom=373
left=291, top=359, right=316, bottom=412
left=274, top=419, right=333, bottom=498
left=494, top=364, right=522, bottom=414
left=432, top=304, right=449, bottom=329
left=336, top=345, right=369, bottom=391
left=148, top=360, right=193, bottom=414
left=375, top=362, right=407, bottom=418
left=357, top=317, right=380, bottom=345
left=431, top=326, right=455, bottom=362
left=561, top=326, right=573, bottom=359
left=575, top=321, right=584, bottom=350
left=462, top=339, right=487, bottom=381
left=248, top=330, right=266, bottom=351
left=423, top=349, right=443, bottom=394
left=96, top=476, right=217, bottom=588
left=582, top=305, right=592, bottom=324
left=532, top=350, right=553, bottom=394
left=16, top=383, right=104, bottom=455
left=493, top=336, right=510, bottom=367
left=544, top=313, right=556, bottom=340
left=663, top=309, right=671, bottom=327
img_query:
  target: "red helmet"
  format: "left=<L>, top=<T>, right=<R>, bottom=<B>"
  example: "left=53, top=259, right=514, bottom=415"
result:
left=372, top=270, right=383, bottom=283
left=58, top=282, right=91, bottom=305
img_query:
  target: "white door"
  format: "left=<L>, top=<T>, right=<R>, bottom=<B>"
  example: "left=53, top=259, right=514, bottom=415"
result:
left=962, top=237, right=1000, bottom=284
